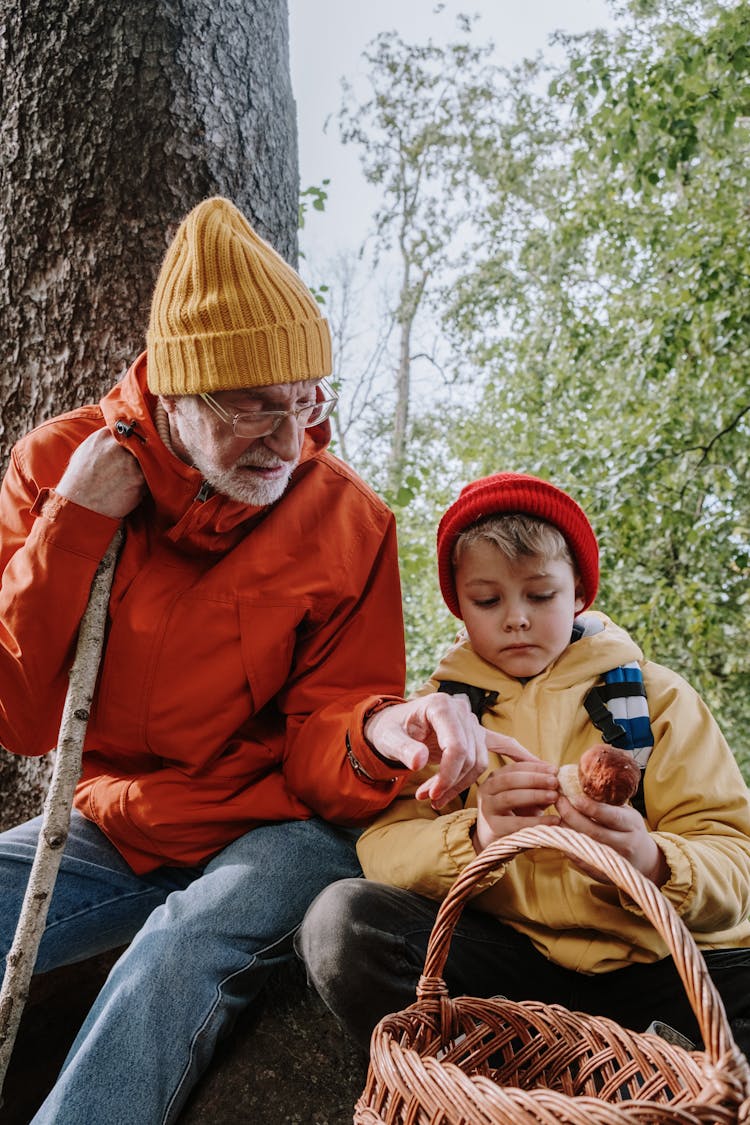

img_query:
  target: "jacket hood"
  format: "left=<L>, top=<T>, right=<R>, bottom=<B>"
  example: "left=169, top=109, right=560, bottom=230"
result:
left=99, top=352, right=332, bottom=554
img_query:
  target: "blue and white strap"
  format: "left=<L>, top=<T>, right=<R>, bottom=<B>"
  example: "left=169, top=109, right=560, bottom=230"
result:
left=583, top=661, right=653, bottom=815
left=596, top=663, right=654, bottom=769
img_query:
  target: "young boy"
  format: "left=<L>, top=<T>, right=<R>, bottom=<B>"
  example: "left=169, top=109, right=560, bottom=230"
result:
left=298, top=471, right=750, bottom=1055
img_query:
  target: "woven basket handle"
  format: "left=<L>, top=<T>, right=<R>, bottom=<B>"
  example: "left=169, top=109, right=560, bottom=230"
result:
left=419, top=824, right=737, bottom=1066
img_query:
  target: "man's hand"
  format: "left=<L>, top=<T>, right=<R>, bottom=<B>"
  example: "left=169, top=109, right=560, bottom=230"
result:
left=364, top=695, right=535, bottom=810
left=55, top=429, right=146, bottom=519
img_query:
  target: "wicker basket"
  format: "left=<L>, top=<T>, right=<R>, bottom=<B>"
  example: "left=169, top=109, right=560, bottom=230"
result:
left=354, top=824, right=750, bottom=1124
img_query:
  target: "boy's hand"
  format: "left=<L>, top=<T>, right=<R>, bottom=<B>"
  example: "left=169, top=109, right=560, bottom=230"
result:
left=555, top=792, right=669, bottom=886
left=365, top=695, right=521, bottom=809
left=473, top=751, right=560, bottom=853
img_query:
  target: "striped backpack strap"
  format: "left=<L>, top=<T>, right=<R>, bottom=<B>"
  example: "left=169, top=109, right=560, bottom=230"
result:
left=583, top=662, right=653, bottom=816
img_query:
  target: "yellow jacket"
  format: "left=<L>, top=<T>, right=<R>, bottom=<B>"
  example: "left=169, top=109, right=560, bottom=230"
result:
left=358, top=613, right=750, bottom=972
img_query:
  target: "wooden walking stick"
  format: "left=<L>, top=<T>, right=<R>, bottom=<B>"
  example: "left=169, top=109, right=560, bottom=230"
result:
left=0, top=526, right=123, bottom=1099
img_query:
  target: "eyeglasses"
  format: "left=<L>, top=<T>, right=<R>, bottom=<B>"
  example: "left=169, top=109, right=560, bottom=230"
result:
left=199, top=381, right=338, bottom=438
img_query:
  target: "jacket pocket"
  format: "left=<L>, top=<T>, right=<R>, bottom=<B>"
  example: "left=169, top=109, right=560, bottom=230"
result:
left=238, top=600, right=303, bottom=713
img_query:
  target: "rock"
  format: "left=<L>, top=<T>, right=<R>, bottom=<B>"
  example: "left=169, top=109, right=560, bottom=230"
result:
left=1, top=956, right=367, bottom=1124
left=182, top=961, right=367, bottom=1124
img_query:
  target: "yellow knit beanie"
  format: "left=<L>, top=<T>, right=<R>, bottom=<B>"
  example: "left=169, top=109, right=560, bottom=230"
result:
left=146, top=197, right=332, bottom=394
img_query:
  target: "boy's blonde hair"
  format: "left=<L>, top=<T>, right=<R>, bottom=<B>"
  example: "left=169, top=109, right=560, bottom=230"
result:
left=452, top=513, right=575, bottom=572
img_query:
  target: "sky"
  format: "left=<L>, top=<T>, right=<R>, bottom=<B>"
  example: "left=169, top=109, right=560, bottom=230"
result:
left=288, top=0, right=616, bottom=268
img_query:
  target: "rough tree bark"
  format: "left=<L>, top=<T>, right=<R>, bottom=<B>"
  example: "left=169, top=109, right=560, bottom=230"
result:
left=0, top=0, right=299, bottom=827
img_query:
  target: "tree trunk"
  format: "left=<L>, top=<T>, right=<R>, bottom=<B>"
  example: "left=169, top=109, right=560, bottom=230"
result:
left=388, top=310, right=412, bottom=496
left=0, top=0, right=299, bottom=826
left=386, top=259, right=426, bottom=497
left=0, top=0, right=298, bottom=464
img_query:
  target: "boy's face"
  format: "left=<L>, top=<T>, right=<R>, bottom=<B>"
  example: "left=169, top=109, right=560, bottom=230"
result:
left=455, top=540, right=586, bottom=678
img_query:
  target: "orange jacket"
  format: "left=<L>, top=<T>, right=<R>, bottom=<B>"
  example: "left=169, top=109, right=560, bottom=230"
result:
left=0, top=355, right=407, bottom=872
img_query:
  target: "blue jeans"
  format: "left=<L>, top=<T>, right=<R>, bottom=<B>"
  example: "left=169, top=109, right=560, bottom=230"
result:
left=0, top=811, right=361, bottom=1124
left=297, top=879, right=750, bottom=1056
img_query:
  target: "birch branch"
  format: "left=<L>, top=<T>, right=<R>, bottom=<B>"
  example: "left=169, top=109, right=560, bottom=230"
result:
left=0, top=526, right=123, bottom=1098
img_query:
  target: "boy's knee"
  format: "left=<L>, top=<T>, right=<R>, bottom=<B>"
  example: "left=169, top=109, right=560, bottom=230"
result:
left=297, top=878, right=369, bottom=979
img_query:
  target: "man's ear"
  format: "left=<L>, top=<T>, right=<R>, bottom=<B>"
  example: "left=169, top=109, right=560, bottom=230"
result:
left=574, top=579, right=586, bottom=614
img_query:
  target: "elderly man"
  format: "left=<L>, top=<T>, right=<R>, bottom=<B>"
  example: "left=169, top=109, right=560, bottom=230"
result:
left=0, top=198, right=488, bottom=1124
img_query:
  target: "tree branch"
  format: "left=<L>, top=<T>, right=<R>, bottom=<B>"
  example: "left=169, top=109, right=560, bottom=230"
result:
left=0, top=527, right=123, bottom=1099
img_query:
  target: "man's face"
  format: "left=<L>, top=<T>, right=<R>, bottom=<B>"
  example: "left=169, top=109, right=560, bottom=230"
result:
left=455, top=540, right=585, bottom=678
left=163, top=381, right=319, bottom=506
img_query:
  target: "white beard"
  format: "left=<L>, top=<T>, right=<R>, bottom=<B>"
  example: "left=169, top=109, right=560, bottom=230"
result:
left=196, top=453, right=296, bottom=506
left=166, top=397, right=299, bottom=507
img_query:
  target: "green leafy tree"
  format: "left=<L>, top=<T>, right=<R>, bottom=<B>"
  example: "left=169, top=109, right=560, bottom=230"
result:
left=444, top=0, right=750, bottom=768
left=321, top=1, right=750, bottom=763
left=337, top=22, right=498, bottom=500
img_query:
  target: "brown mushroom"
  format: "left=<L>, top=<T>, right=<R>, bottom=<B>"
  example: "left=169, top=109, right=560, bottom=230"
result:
left=558, top=744, right=640, bottom=806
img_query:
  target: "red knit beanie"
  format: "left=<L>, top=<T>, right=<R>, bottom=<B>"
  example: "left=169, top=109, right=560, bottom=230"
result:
left=436, top=472, right=599, bottom=618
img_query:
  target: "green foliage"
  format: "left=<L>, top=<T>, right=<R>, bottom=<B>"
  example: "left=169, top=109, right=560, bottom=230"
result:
left=337, top=26, right=502, bottom=492
left=338, top=26, right=497, bottom=263
left=331, top=1, right=750, bottom=772
left=298, top=180, right=330, bottom=230
left=298, top=181, right=331, bottom=305
left=443, top=0, right=750, bottom=770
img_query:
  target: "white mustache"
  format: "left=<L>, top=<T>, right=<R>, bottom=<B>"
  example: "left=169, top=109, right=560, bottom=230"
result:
left=237, top=456, right=288, bottom=470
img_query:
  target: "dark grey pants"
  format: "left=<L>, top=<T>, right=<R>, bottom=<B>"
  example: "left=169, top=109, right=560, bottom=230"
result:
left=297, top=878, right=750, bottom=1056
